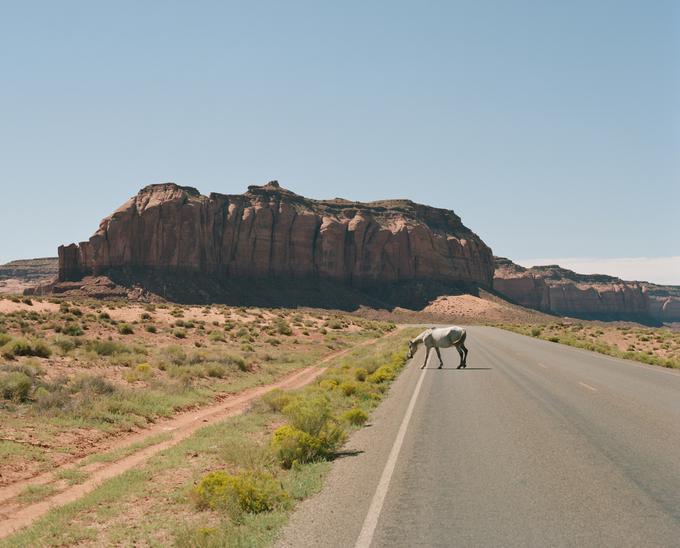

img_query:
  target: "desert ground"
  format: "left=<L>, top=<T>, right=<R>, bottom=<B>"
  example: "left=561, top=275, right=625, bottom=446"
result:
left=0, top=292, right=678, bottom=546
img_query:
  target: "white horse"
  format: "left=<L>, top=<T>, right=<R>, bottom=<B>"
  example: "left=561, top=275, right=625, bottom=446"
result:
left=407, top=326, right=468, bottom=369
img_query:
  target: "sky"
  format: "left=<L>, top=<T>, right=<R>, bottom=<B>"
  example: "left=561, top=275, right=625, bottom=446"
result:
left=1, top=1, right=678, bottom=283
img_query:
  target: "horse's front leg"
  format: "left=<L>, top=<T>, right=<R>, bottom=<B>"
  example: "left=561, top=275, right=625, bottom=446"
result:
left=421, top=347, right=430, bottom=369
left=435, top=347, right=443, bottom=368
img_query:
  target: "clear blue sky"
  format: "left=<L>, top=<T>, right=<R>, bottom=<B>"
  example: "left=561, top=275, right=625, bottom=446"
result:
left=1, top=1, right=678, bottom=277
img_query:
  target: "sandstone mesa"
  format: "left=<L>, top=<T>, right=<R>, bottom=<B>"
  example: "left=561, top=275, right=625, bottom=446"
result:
left=57, top=181, right=494, bottom=290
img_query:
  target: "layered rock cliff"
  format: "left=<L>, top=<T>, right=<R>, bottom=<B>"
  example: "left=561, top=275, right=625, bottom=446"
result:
left=57, top=182, right=494, bottom=295
left=493, top=257, right=680, bottom=322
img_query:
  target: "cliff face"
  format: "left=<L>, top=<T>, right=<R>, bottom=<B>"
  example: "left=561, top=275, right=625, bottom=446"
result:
left=58, top=182, right=494, bottom=291
left=493, top=257, right=680, bottom=322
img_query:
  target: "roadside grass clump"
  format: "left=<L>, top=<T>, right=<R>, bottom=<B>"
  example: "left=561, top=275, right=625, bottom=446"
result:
left=274, top=318, right=293, bottom=336
left=191, top=470, right=289, bottom=517
left=339, top=381, right=358, bottom=396
left=118, top=323, right=134, bottom=335
left=341, top=407, right=369, bottom=426
left=367, top=365, right=396, bottom=384
left=261, top=389, right=294, bottom=413
left=270, top=392, right=348, bottom=468
left=0, top=332, right=13, bottom=346
left=87, top=340, right=129, bottom=356
left=271, top=425, right=328, bottom=469
left=61, top=323, right=84, bottom=336
left=0, top=371, right=33, bottom=402
left=56, top=468, right=89, bottom=485
left=52, top=335, right=79, bottom=355
left=0, top=338, right=52, bottom=359
left=124, top=363, right=154, bottom=383
left=17, top=484, right=58, bottom=504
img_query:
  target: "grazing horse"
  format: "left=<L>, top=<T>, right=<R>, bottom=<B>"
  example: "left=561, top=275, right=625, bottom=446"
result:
left=407, top=326, right=468, bottom=369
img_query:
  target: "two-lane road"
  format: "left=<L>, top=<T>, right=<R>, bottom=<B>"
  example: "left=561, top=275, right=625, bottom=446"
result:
left=277, top=326, right=680, bottom=547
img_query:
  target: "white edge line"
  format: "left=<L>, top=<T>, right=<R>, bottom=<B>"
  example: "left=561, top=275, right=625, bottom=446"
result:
left=579, top=381, right=598, bottom=392
left=354, top=366, right=427, bottom=548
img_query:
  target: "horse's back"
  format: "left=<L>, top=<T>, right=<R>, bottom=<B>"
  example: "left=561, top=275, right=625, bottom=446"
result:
left=430, top=326, right=465, bottom=346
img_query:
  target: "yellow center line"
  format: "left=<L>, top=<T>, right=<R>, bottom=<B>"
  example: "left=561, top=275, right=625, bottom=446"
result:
left=537, top=362, right=547, bottom=369
left=579, top=381, right=597, bottom=392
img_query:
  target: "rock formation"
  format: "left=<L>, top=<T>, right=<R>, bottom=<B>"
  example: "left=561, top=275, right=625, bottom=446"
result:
left=55, top=182, right=494, bottom=300
left=493, top=257, right=680, bottom=322
left=0, top=258, right=58, bottom=294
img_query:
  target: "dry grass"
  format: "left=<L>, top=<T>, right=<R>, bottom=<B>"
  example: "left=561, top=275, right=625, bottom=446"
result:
left=497, top=322, right=680, bottom=369
left=0, top=296, right=395, bottom=487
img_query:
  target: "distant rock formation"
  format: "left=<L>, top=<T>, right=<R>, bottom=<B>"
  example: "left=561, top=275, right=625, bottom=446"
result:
left=0, top=258, right=58, bottom=294
left=54, top=182, right=494, bottom=301
left=493, top=257, right=680, bottom=322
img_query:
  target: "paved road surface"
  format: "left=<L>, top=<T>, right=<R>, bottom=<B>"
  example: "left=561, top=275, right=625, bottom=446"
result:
left=276, top=326, right=680, bottom=547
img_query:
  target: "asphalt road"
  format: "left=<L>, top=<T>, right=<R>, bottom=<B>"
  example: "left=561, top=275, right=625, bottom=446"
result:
left=276, top=326, right=680, bottom=548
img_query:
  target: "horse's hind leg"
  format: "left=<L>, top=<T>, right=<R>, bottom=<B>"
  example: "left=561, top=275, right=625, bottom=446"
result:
left=435, top=347, right=443, bottom=368
left=462, top=343, right=469, bottom=368
left=456, top=345, right=465, bottom=368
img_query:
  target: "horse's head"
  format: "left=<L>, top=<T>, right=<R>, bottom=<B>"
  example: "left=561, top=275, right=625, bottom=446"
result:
left=407, top=339, right=417, bottom=359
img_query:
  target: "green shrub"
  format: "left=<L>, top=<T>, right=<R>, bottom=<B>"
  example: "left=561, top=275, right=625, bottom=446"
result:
left=53, top=335, right=77, bottom=355
left=205, top=363, right=227, bottom=378
left=271, top=425, right=325, bottom=468
left=145, top=325, right=157, bottom=333
left=530, top=327, right=542, bottom=337
left=0, top=333, right=12, bottom=347
left=274, top=318, right=293, bottom=336
left=62, top=323, right=84, bottom=336
left=339, top=381, right=357, bottom=396
left=318, top=379, right=338, bottom=391
left=0, top=371, right=33, bottom=402
left=118, top=323, right=134, bottom=335
left=262, top=389, right=295, bottom=412
left=282, top=394, right=331, bottom=436
left=71, top=375, right=116, bottom=396
left=327, top=318, right=343, bottom=330
left=208, top=330, right=225, bottom=342
left=88, top=340, right=128, bottom=356
left=341, top=408, right=369, bottom=426
left=173, top=329, right=187, bottom=339
left=1, top=338, right=51, bottom=359
left=367, top=365, right=395, bottom=384
left=354, top=368, right=368, bottom=382
left=192, top=470, right=289, bottom=515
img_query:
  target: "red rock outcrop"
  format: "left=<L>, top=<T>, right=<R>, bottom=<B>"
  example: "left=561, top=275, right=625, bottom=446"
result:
left=58, top=182, right=494, bottom=291
left=493, top=257, right=680, bottom=322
